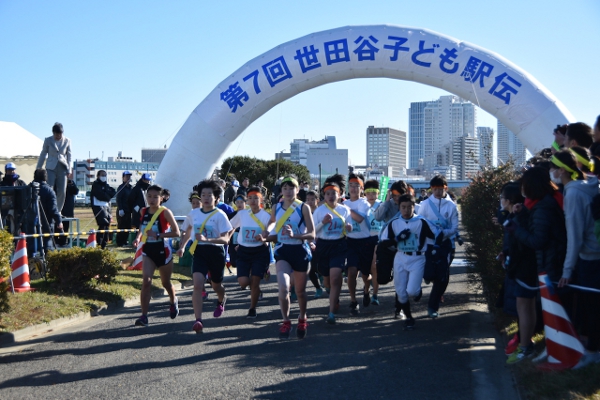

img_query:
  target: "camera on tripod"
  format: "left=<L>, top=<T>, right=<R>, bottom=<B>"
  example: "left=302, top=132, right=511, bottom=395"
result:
left=0, top=185, right=32, bottom=235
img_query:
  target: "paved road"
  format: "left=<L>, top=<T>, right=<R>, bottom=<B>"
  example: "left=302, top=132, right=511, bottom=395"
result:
left=0, top=258, right=518, bottom=399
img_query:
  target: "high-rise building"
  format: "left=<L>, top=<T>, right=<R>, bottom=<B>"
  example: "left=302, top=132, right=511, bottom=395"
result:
left=290, top=136, right=336, bottom=166
left=443, top=136, right=480, bottom=179
left=141, top=146, right=168, bottom=163
left=497, top=122, right=527, bottom=166
left=477, top=127, right=496, bottom=167
left=410, top=95, right=477, bottom=171
left=366, top=126, right=406, bottom=178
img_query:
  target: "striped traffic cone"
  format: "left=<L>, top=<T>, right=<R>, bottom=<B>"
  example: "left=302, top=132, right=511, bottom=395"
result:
left=127, top=244, right=144, bottom=270
left=537, top=272, right=585, bottom=371
left=10, top=234, right=33, bottom=293
left=86, top=231, right=97, bottom=248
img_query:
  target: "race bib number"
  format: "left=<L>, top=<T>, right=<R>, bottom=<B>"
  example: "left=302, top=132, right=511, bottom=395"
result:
left=368, top=216, right=384, bottom=234
left=350, top=219, right=361, bottom=232
left=324, top=217, right=344, bottom=238
left=278, top=221, right=300, bottom=244
left=141, top=222, right=160, bottom=243
left=241, top=227, right=260, bottom=243
left=195, top=224, right=216, bottom=239
left=397, top=233, right=419, bottom=252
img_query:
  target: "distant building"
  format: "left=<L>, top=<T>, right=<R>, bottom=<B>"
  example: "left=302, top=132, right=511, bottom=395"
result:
left=141, top=146, right=168, bottom=163
left=497, top=122, right=527, bottom=166
left=366, top=126, right=406, bottom=178
left=477, top=127, right=496, bottom=167
left=290, top=136, right=336, bottom=166
left=410, top=95, right=477, bottom=171
left=306, top=149, right=348, bottom=186
left=74, top=157, right=160, bottom=189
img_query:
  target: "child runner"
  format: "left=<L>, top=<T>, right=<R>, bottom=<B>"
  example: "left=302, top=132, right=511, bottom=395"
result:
left=133, top=185, right=181, bottom=327
left=267, top=176, right=315, bottom=339
left=177, top=179, right=233, bottom=334
left=180, top=192, right=209, bottom=300
left=229, top=187, right=271, bottom=318
left=344, top=173, right=375, bottom=314
left=305, top=190, right=324, bottom=298
left=382, top=194, right=437, bottom=330
left=313, top=175, right=353, bottom=325
left=364, top=179, right=385, bottom=305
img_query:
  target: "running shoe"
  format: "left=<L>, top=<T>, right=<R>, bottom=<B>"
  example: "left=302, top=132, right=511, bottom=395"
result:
left=202, top=291, right=209, bottom=301
left=363, top=290, right=371, bottom=307
left=394, top=309, right=406, bottom=320
left=506, top=344, right=534, bottom=364
left=505, top=333, right=519, bottom=356
left=169, top=297, right=179, bottom=319
left=427, top=308, right=439, bottom=319
left=213, top=296, right=227, bottom=318
left=279, top=320, right=292, bottom=339
left=192, top=319, right=203, bottom=334
left=350, top=301, right=360, bottom=316
left=414, top=289, right=423, bottom=302
left=404, top=317, right=416, bottom=331
left=246, top=308, right=257, bottom=319
left=297, top=318, right=308, bottom=339
left=290, top=289, right=297, bottom=302
left=314, top=288, right=323, bottom=299
left=135, top=315, right=148, bottom=327
left=371, top=295, right=380, bottom=306
left=326, top=312, right=336, bottom=325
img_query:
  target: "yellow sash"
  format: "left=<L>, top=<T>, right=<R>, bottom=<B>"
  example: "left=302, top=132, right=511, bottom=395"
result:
left=140, top=207, right=166, bottom=243
left=275, top=199, right=302, bottom=234
left=189, top=209, right=219, bottom=255
left=249, top=210, right=266, bottom=231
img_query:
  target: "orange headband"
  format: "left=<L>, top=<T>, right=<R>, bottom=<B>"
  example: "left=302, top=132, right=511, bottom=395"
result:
left=247, top=190, right=262, bottom=198
left=323, top=185, right=340, bottom=193
left=391, top=190, right=401, bottom=196
left=349, top=178, right=364, bottom=188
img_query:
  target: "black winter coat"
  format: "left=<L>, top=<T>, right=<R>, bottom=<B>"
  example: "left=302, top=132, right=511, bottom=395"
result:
left=128, top=180, right=149, bottom=227
left=36, top=181, right=62, bottom=233
left=513, top=194, right=567, bottom=283
left=91, top=179, right=116, bottom=226
left=116, top=182, right=132, bottom=213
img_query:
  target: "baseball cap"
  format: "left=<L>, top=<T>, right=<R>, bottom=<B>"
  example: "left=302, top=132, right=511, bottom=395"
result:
left=123, top=170, right=132, bottom=176
left=5, top=162, right=16, bottom=170
left=141, top=173, right=152, bottom=181
left=232, top=180, right=240, bottom=187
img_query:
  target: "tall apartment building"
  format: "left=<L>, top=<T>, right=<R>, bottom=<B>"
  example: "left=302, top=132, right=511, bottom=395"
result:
left=366, top=126, right=406, bottom=178
left=477, top=126, right=496, bottom=167
left=497, top=122, right=527, bottom=166
left=443, top=136, right=480, bottom=179
left=290, top=136, right=336, bottom=166
left=410, top=95, right=477, bottom=171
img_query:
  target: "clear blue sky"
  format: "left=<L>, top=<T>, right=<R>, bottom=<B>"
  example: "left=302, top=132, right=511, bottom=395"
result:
left=1, top=1, right=598, bottom=167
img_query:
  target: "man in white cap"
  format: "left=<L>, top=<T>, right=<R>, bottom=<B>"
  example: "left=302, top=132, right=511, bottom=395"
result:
left=0, top=163, right=27, bottom=186
left=36, top=122, right=72, bottom=212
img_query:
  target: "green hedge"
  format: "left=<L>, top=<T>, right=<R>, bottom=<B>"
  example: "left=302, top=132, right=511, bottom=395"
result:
left=461, top=162, right=520, bottom=307
left=0, top=229, right=12, bottom=316
left=46, top=247, right=120, bottom=292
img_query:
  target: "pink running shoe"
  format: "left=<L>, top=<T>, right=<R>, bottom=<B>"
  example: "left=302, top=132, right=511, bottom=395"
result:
left=213, top=296, right=227, bottom=318
left=192, top=319, right=203, bottom=334
left=505, top=333, right=519, bottom=356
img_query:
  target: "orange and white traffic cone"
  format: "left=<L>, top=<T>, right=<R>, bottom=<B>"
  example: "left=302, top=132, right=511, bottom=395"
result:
left=86, top=231, right=97, bottom=248
left=10, top=234, right=33, bottom=293
left=537, top=272, right=585, bottom=371
left=127, top=243, right=144, bottom=270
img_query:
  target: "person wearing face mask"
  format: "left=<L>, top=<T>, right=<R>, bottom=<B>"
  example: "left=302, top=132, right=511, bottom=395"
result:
left=91, top=170, right=117, bottom=249
left=0, top=162, right=27, bottom=186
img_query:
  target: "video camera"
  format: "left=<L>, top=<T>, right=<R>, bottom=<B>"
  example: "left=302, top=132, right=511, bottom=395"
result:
left=0, top=185, right=32, bottom=234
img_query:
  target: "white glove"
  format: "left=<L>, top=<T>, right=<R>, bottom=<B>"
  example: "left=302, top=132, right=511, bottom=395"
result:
left=134, top=205, right=140, bottom=213
left=119, top=210, right=125, bottom=217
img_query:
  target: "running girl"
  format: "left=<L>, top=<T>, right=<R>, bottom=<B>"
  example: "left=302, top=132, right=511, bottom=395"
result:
left=177, top=179, right=233, bottom=334
left=133, top=185, right=181, bottom=327
left=364, top=179, right=384, bottom=305
left=267, top=176, right=315, bottom=339
left=229, top=187, right=271, bottom=318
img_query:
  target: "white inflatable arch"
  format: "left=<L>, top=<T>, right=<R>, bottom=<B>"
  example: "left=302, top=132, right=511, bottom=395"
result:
left=156, top=24, right=574, bottom=214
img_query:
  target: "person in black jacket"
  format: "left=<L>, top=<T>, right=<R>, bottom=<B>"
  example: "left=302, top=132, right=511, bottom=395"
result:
left=1, top=162, right=27, bottom=186
left=91, top=170, right=116, bottom=249
left=55, top=179, right=79, bottom=246
left=32, top=169, right=63, bottom=251
left=116, top=171, right=133, bottom=246
left=128, top=173, right=151, bottom=229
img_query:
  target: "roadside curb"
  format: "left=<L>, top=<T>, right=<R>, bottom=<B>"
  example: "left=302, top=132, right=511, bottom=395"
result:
left=0, top=272, right=240, bottom=347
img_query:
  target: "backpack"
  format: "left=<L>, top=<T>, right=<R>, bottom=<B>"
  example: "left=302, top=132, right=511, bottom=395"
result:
left=376, top=221, right=397, bottom=285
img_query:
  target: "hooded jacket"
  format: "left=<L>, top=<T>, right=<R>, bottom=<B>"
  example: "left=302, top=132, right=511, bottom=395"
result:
left=562, top=176, right=600, bottom=279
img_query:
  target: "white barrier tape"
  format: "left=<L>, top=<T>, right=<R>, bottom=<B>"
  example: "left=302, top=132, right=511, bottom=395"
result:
left=516, top=278, right=600, bottom=294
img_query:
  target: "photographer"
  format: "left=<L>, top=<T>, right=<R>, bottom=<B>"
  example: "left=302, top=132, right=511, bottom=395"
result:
left=32, top=169, right=63, bottom=251
left=91, top=170, right=116, bottom=249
